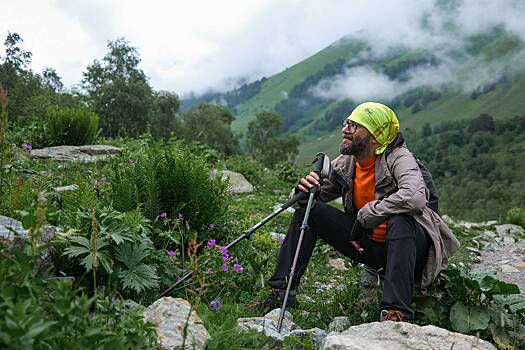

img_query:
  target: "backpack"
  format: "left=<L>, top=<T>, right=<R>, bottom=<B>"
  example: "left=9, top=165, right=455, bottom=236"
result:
left=414, top=157, right=439, bottom=213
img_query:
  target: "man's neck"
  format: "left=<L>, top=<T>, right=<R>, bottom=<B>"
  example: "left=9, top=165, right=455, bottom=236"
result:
left=354, top=148, right=376, bottom=163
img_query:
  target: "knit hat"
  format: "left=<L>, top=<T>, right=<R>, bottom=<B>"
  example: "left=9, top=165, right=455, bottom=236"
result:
left=347, top=102, right=399, bottom=154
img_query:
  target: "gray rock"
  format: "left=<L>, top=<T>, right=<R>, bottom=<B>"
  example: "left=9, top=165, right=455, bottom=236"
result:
left=30, top=145, right=122, bottom=163
left=321, top=321, right=496, bottom=350
left=237, top=308, right=300, bottom=342
left=54, top=184, right=79, bottom=193
left=143, top=297, right=209, bottom=350
left=269, top=231, right=286, bottom=244
left=0, top=215, right=29, bottom=240
left=495, top=224, right=524, bottom=236
left=211, top=169, right=254, bottom=194
left=328, top=316, right=350, bottom=332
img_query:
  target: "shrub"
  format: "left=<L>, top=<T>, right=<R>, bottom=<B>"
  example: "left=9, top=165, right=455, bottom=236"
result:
left=506, top=207, right=525, bottom=228
left=47, top=107, right=99, bottom=146
left=106, top=140, right=231, bottom=241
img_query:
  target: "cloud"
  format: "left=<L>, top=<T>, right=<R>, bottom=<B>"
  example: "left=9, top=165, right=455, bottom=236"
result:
left=309, top=0, right=525, bottom=102
left=1, top=0, right=525, bottom=96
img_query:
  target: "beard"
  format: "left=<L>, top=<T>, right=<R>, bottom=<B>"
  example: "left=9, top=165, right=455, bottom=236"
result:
left=340, top=133, right=371, bottom=156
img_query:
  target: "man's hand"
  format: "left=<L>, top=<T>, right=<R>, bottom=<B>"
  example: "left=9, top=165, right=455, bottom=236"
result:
left=350, top=220, right=371, bottom=253
left=297, top=171, right=321, bottom=193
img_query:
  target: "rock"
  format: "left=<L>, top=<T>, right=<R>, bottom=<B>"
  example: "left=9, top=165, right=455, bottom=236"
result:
left=0, top=215, right=29, bottom=240
left=501, top=265, right=520, bottom=273
left=289, top=327, right=327, bottom=347
left=269, top=231, right=286, bottom=244
left=495, top=224, right=524, bottom=236
left=328, top=258, right=348, bottom=271
left=328, top=316, right=350, bottom=332
left=483, top=230, right=497, bottom=239
left=321, top=322, right=496, bottom=350
left=143, top=297, right=209, bottom=350
left=237, top=308, right=300, bottom=342
left=29, top=145, right=122, bottom=163
left=211, top=170, right=254, bottom=194
left=54, top=184, right=79, bottom=193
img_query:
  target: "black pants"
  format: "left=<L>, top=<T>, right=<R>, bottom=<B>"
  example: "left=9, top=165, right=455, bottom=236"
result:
left=268, top=202, right=430, bottom=320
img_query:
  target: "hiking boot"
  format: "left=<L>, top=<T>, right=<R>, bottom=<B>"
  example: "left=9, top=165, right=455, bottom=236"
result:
left=250, top=288, right=298, bottom=312
left=380, top=309, right=409, bottom=322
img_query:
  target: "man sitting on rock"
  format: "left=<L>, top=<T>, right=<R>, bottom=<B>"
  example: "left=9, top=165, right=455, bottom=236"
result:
left=258, top=102, right=460, bottom=322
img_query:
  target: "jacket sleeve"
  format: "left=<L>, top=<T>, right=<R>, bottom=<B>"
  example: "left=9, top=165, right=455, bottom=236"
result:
left=357, top=149, right=427, bottom=229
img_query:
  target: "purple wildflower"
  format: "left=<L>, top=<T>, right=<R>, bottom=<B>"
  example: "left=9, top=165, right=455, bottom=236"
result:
left=209, top=299, right=222, bottom=311
left=222, top=254, right=230, bottom=262
left=233, top=257, right=238, bottom=263
left=219, top=280, right=225, bottom=285
left=159, top=212, right=168, bottom=219
left=207, top=239, right=216, bottom=248
left=11, top=144, right=17, bottom=151
left=219, top=246, right=228, bottom=255
left=234, top=264, right=244, bottom=273
left=22, top=143, right=32, bottom=151
left=167, top=249, right=176, bottom=257
left=207, top=223, right=215, bottom=230
left=206, top=268, right=213, bottom=273
left=221, top=264, right=229, bottom=271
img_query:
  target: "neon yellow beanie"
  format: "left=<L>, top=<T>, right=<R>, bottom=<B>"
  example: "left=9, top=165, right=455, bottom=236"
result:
left=347, top=102, right=399, bottom=154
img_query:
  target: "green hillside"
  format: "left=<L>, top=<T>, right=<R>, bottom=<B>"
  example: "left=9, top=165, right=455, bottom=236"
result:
left=231, top=37, right=366, bottom=132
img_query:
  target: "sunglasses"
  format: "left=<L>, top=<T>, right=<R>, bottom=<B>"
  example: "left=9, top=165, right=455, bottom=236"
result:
left=342, top=120, right=359, bottom=133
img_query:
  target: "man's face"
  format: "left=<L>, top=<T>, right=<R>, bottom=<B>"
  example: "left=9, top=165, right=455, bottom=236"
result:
left=340, top=120, right=372, bottom=156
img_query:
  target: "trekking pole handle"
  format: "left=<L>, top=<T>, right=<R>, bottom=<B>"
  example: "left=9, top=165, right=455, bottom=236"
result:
left=309, top=152, right=331, bottom=194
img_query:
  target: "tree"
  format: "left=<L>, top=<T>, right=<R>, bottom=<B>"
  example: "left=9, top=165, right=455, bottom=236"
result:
left=150, top=91, right=181, bottom=139
left=246, top=111, right=299, bottom=167
left=181, top=103, right=239, bottom=155
left=82, top=38, right=153, bottom=137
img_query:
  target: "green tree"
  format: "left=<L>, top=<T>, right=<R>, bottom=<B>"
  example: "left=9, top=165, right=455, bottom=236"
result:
left=150, top=90, right=181, bottom=139
left=246, top=111, right=299, bottom=167
left=181, top=103, right=239, bottom=155
left=82, top=38, right=153, bottom=137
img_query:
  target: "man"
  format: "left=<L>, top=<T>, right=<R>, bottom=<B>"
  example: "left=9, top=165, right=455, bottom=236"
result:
left=261, top=102, right=460, bottom=322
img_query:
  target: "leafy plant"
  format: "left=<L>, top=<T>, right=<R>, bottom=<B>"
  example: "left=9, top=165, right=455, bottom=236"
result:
left=47, top=106, right=99, bottom=145
left=415, top=268, right=525, bottom=349
left=115, top=242, right=159, bottom=293
left=506, top=207, right=525, bottom=228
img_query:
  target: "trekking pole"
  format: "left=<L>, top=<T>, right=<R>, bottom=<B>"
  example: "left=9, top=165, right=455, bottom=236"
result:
left=156, top=190, right=308, bottom=299
left=277, top=152, right=331, bottom=332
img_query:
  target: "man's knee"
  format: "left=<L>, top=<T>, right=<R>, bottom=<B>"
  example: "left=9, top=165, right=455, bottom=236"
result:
left=387, top=214, right=416, bottom=240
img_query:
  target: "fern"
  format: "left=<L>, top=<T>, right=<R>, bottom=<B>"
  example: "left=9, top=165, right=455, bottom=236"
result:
left=115, top=242, right=159, bottom=293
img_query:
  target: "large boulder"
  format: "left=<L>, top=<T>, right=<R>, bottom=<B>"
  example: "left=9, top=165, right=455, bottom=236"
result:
left=210, top=169, right=254, bottom=194
left=143, top=297, right=209, bottom=350
left=321, top=321, right=496, bottom=350
left=29, top=145, right=122, bottom=163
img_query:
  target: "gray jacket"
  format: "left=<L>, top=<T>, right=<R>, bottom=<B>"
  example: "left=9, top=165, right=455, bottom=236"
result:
left=316, top=133, right=460, bottom=288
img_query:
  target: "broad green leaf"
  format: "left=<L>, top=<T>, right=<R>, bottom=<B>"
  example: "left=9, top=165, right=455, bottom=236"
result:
left=23, top=320, right=56, bottom=339
left=63, top=246, right=90, bottom=258
left=493, top=294, right=525, bottom=313
left=118, top=264, right=159, bottom=293
left=69, top=236, right=91, bottom=248
left=450, top=301, right=490, bottom=333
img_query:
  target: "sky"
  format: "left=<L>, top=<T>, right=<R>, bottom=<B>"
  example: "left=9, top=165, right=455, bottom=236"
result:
left=1, top=0, right=525, bottom=97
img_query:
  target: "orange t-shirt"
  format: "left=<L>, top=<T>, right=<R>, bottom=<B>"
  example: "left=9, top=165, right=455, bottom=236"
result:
left=353, top=155, right=387, bottom=243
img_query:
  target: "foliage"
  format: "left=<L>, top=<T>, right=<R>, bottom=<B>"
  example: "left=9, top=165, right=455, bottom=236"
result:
left=47, top=106, right=100, bottom=145
left=0, top=244, right=158, bottom=349
left=506, top=207, right=525, bottom=228
left=106, top=139, right=231, bottom=241
left=408, top=114, right=525, bottom=220
left=180, top=103, right=240, bottom=156
left=415, top=268, right=525, bottom=349
left=82, top=38, right=153, bottom=138
left=246, top=111, right=299, bottom=167
left=149, top=90, right=181, bottom=139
